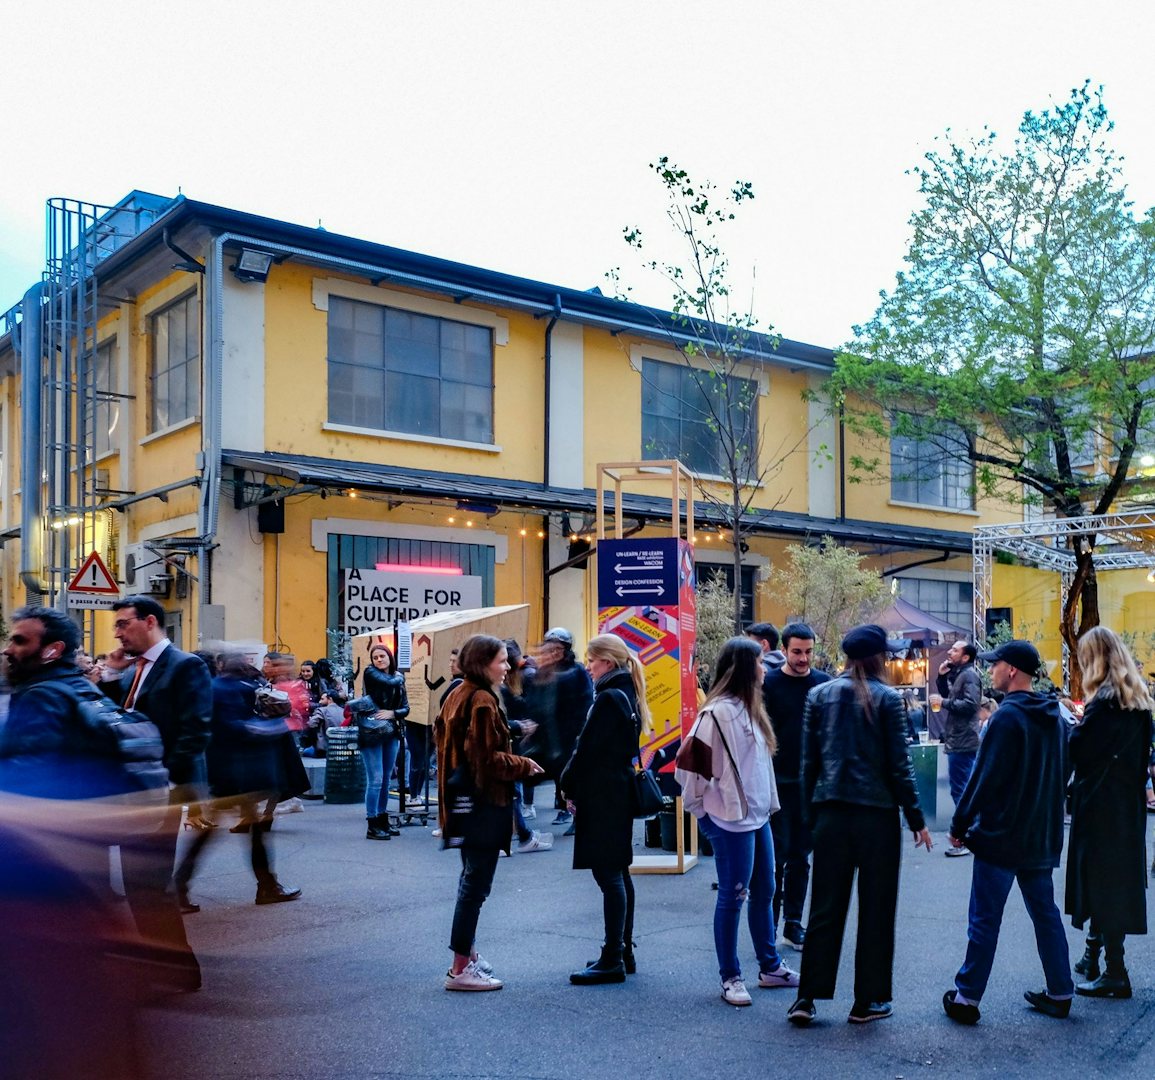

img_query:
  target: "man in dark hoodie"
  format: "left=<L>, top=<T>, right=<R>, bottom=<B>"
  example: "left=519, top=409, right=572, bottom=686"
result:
left=942, top=640, right=1073, bottom=1026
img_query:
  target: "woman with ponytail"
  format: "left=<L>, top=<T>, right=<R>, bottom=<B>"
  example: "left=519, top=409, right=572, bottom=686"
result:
left=560, top=633, right=650, bottom=984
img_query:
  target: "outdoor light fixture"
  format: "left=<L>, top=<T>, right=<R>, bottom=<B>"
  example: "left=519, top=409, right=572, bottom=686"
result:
left=1142, top=455, right=1155, bottom=468
left=231, top=248, right=274, bottom=283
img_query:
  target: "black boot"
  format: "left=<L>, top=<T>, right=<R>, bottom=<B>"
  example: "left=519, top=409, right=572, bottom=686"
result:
left=1073, top=938, right=1101, bottom=981
left=588, top=941, right=636, bottom=974
left=366, top=815, right=391, bottom=840
left=255, top=876, right=301, bottom=905
left=1076, top=963, right=1132, bottom=999
left=570, top=946, right=626, bottom=985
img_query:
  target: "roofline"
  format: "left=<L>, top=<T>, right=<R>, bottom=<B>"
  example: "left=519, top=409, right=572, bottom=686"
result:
left=2, top=194, right=834, bottom=372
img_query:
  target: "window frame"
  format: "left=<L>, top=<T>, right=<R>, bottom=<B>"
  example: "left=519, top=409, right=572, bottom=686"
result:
left=326, top=296, right=495, bottom=445
left=148, top=291, right=200, bottom=433
left=889, top=421, right=975, bottom=510
left=639, top=356, right=759, bottom=477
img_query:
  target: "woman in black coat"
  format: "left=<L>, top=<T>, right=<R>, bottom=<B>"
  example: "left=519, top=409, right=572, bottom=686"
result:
left=175, top=653, right=303, bottom=907
left=1066, top=626, right=1154, bottom=998
left=560, top=633, right=649, bottom=985
left=361, top=644, right=410, bottom=840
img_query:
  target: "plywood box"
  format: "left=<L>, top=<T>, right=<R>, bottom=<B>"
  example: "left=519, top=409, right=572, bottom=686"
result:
left=352, top=605, right=530, bottom=727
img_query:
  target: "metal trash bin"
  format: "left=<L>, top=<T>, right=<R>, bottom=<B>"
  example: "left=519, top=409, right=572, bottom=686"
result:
left=324, top=727, right=366, bottom=805
left=909, top=742, right=939, bottom=829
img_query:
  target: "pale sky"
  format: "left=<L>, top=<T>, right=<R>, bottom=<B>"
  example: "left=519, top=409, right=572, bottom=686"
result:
left=2, top=0, right=1154, bottom=349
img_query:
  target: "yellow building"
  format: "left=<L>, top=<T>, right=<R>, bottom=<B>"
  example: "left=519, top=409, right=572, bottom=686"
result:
left=0, top=192, right=1015, bottom=660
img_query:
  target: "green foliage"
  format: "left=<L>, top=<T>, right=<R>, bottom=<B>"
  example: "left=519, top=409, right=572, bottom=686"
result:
left=830, top=84, right=1155, bottom=690
left=694, top=574, right=738, bottom=690
left=763, top=537, right=890, bottom=670
left=981, top=618, right=1052, bottom=691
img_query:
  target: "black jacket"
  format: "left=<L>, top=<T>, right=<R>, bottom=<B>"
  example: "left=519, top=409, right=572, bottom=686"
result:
left=1064, top=695, right=1152, bottom=934
left=524, top=659, right=594, bottom=773
left=105, top=645, right=212, bottom=786
left=560, top=669, right=639, bottom=871
left=935, top=662, right=982, bottom=754
left=762, top=666, right=831, bottom=782
left=360, top=666, right=410, bottom=747
left=801, top=674, right=925, bottom=831
left=950, top=690, right=1067, bottom=870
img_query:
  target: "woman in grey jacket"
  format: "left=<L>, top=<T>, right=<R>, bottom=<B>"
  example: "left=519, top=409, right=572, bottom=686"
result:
left=787, top=624, right=932, bottom=1027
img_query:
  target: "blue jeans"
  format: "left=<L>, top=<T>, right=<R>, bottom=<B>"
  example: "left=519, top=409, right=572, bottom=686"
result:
left=698, top=815, right=781, bottom=981
left=955, top=857, right=1074, bottom=1002
left=947, top=751, right=977, bottom=806
left=361, top=736, right=400, bottom=818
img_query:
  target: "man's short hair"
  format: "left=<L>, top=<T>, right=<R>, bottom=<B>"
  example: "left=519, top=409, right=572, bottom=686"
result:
left=11, top=605, right=80, bottom=662
left=958, top=641, right=977, bottom=663
left=780, top=622, right=816, bottom=649
left=746, top=622, right=780, bottom=649
left=112, top=595, right=166, bottom=624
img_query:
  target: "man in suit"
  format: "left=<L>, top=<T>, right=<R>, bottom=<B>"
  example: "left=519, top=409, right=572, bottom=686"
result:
left=102, top=595, right=212, bottom=991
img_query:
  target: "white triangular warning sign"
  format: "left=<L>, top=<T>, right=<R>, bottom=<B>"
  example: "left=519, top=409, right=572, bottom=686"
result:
left=68, top=551, right=120, bottom=594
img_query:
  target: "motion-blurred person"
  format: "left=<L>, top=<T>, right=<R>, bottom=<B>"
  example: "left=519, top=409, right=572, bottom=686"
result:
left=502, top=639, right=551, bottom=853
left=1065, top=627, right=1153, bottom=999
left=561, top=634, right=649, bottom=984
left=174, top=653, right=302, bottom=909
left=437, top=635, right=544, bottom=990
left=788, top=624, right=931, bottom=1027
left=101, top=595, right=211, bottom=993
left=361, top=643, right=409, bottom=840
left=762, top=622, right=830, bottom=951
left=942, top=640, right=1072, bottom=1025
left=525, top=627, right=593, bottom=828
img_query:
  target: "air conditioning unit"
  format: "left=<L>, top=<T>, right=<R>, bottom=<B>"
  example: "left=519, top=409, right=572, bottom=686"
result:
left=123, top=542, right=146, bottom=588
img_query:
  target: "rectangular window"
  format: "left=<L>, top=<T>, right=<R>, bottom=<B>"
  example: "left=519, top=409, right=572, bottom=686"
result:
left=640, top=358, right=758, bottom=476
left=898, top=577, right=973, bottom=630
left=87, top=340, right=117, bottom=458
left=327, top=297, right=494, bottom=443
left=149, top=293, right=200, bottom=431
left=890, top=423, right=973, bottom=509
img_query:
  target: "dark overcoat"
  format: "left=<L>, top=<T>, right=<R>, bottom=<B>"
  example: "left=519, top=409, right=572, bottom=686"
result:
left=560, top=669, right=640, bottom=872
left=1065, top=694, right=1152, bottom=936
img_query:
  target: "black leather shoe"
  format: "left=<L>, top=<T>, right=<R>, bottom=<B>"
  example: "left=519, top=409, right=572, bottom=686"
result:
left=848, top=1000, right=893, bottom=1023
left=943, top=989, right=980, bottom=1025
left=1076, top=972, right=1132, bottom=998
left=786, top=997, right=815, bottom=1026
left=587, top=944, right=636, bottom=975
left=255, top=881, right=302, bottom=905
left=176, top=887, right=200, bottom=915
left=1023, top=989, right=1071, bottom=1018
left=1074, top=943, right=1101, bottom=981
left=366, top=817, right=390, bottom=840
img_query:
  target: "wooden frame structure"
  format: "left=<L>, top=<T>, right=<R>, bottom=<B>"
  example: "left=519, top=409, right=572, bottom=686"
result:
left=596, top=460, right=698, bottom=874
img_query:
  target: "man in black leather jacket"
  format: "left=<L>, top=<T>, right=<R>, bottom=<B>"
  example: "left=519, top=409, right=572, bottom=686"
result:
left=788, top=624, right=931, bottom=1028
left=932, top=640, right=982, bottom=857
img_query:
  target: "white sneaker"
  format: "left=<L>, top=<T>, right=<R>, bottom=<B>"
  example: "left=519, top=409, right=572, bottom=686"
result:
left=721, top=977, right=752, bottom=1006
left=945, top=844, right=972, bottom=858
left=274, top=797, right=304, bottom=815
left=758, top=962, right=800, bottom=989
left=522, top=804, right=537, bottom=821
left=517, top=832, right=554, bottom=854
left=445, top=959, right=503, bottom=991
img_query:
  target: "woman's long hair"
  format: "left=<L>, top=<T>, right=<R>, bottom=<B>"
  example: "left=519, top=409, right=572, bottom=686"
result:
left=586, top=633, right=652, bottom=733
left=1077, top=626, right=1154, bottom=711
left=846, top=652, right=887, bottom=715
left=458, top=634, right=506, bottom=687
left=704, top=636, right=776, bottom=752
left=504, top=639, right=525, bottom=697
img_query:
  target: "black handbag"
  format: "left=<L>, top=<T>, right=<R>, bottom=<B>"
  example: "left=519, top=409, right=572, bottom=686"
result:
left=348, top=695, right=398, bottom=745
left=605, top=688, right=664, bottom=818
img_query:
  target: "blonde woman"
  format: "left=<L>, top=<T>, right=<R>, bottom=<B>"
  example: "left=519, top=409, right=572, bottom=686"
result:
left=560, top=633, right=650, bottom=984
left=1066, top=626, right=1154, bottom=999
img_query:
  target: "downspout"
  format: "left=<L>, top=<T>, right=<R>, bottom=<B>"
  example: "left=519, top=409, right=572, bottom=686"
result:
left=838, top=401, right=847, bottom=522
left=17, top=283, right=46, bottom=599
left=541, top=294, right=561, bottom=631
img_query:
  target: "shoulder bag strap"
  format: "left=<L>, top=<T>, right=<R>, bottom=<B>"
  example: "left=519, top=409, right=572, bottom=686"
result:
left=701, top=703, right=750, bottom=819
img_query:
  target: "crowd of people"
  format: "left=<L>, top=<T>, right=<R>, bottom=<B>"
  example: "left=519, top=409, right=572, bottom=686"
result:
left=0, top=599, right=1152, bottom=1046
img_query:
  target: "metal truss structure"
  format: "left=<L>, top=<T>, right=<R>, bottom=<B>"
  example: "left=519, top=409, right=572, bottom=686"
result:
left=972, top=509, right=1155, bottom=689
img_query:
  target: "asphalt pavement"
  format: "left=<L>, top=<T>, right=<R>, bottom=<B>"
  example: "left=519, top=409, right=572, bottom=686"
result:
left=142, top=799, right=1155, bottom=1079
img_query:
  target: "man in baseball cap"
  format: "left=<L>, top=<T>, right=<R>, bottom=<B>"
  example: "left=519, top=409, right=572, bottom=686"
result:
left=975, top=640, right=1042, bottom=675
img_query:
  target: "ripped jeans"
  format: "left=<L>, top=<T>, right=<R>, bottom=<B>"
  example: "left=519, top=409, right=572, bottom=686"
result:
left=698, top=815, right=781, bottom=981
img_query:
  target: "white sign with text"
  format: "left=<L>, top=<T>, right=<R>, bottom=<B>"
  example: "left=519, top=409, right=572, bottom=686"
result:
left=339, top=567, right=483, bottom=635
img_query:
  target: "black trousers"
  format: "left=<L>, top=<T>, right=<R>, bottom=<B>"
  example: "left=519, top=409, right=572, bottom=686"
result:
left=799, top=802, right=902, bottom=1004
left=771, top=780, right=812, bottom=927
left=591, top=865, right=635, bottom=956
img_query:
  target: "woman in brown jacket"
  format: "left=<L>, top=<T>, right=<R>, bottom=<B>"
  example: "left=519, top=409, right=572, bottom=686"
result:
left=436, top=635, right=543, bottom=991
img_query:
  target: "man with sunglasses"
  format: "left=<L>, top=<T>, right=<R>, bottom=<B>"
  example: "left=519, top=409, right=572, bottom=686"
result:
left=102, top=594, right=212, bottom=993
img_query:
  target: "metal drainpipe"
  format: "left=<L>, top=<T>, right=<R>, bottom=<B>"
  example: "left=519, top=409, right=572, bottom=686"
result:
left=838, top=402, right=847, bottom=521
left=17, top=283, right=46, bottom=599
left=541, top=295, right=561, bottom=631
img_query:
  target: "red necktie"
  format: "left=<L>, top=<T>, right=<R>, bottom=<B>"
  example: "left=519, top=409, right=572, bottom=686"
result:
left=124, top=657, right=148, bottom=710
